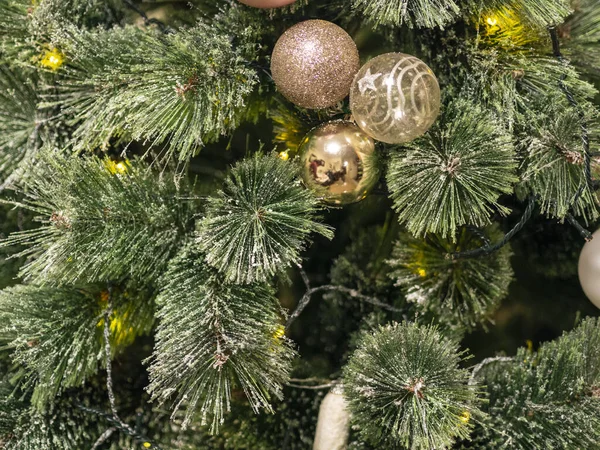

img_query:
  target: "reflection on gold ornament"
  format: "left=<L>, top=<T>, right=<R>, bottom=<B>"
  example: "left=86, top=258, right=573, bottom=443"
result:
left=271, top=20, right=359, bottom=109
left=298, top=121, right=379, bottom=205
left=350, top=53, right=440, bottom=144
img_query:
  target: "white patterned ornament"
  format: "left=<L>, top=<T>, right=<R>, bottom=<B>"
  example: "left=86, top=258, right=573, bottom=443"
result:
left=349, top=53, right=441, bottom=144
left=578, top=229, right=600, bottom=309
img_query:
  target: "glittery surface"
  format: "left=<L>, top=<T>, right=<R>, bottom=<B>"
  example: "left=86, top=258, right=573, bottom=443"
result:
left=350, top=53, right=441, bottom=144
left=271, top=20, right=360, bottom=109
left=238, top=0, right=296, bottom=8
left=299, top=120, right=380, bottom=205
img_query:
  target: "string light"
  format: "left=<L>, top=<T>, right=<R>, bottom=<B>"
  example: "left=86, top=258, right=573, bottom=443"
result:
left=486, top=16, right=498, bottom=26
left=40, top=48, right=64, bottom=71
left=460, top=410, right=471, bottom=424
left=273, top=325, right=286, bottom=340
left=278, top=150, right=290, bottom=161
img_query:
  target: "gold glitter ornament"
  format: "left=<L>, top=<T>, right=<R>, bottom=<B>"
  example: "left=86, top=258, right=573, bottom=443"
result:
left=271, top=20, right=360, bottom=109
left=299, top=121, right=379, bottom=205
left=238, top=0, right=296, bottom=7
left=350, top=53, right=441, bottom=144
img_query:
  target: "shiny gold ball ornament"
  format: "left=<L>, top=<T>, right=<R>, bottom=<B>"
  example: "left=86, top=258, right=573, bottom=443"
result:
left=238, top=0, right=296, bottom=7
left=299, top=121, right=379, bottom=205
left=271, top=20, right=360, bottom=109
left=350, top=53, right=441, bottom=144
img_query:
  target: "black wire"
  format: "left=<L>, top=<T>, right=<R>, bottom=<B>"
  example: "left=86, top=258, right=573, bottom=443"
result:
left=449, top=196, right=536, bottom=260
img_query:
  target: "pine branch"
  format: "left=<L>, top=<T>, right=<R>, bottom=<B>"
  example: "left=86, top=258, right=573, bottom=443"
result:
left=1, top=151, right=195, bottom=285
left=3, top=388, right=109, bottom=450
left=28, top=0, right=126, bottom=30
left=468, top=317, right=600, bottom=449
left=388, top=226, right=513, bottom=330
left=474, top=0, right=572, bottom=28
left=520, top=99, right=598, bottom=220
left=562, top=0, right=600, bottom=79
left=387, top=98, right=518, bottom=240
left=349, top=0, right=461, bottom=29
left=0, top=66, right=41, bottom=186
left=343, top=322, right=481, bottom=449
left=197, top=153, right=333, bottom=284
left=49, top=21, right=261, bottom=160
left=0, top=284, right=153, bottom=410
left=147, top=243, right=296, bottom=433
left=0, top=0, right=29, bottom=44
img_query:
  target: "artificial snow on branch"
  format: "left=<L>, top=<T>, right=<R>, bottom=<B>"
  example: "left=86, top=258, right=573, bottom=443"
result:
left=197, top=153, right=333, bottom=284
left=1, top=150, right=195, bottom=285
left=349, top=0, right=460, bottom=29
left=147, top=243, right=296, bottom=433
left=343, top=322, right=481, bottom=449
left=469, top=317, right=600, bottom=449
left=50, top=20, right=260, bottom=159
left=388, top=226, right=513, bottom=330
left=0, top=284, right=153, bottom=410
left=386, top=98, right=518, bottom=240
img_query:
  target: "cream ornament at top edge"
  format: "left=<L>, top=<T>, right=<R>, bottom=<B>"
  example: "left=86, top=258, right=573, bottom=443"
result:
left=578, top=228, right=600, bottom=309
left=349, top=52, right=441, bottom=144
left=238, top=0, right=296, bottom=8
left=271, top=20, right=360, bottom=109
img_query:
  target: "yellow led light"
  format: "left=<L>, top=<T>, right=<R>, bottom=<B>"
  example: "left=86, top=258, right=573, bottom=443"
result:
left=278, top=150, right=290, bottom=161
left=417, top=268, right=427, bottom=278
left=115, top=161, right=127, bottom=174
left=105, top=159, right=130, bottom=175
left=40, top=48, right=64, bottom=71
left=143, top=443, right=152, bottom=449
left=486, top=16, right=498, bottom=26
left=273, top=325, right=286, bottom=340
left=460, top=410, right=471, bottom=424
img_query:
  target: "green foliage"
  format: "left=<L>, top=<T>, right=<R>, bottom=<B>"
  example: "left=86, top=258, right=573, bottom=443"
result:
left=51, top=21, right=260, bottom=160
left=463, top=45, right=598, bottom=129
left=147, top=243, right=296, bottom=433
left=563, top=0, right=600, bottom=80
left=387, top=98, right=518, bottom=240
left=475, top=0, right=571, bottom=28
left=521, top=102, right=598, bottom=219
left=349, top=0, right=460, bottom=29
left=3, top=387, right=108, bottom=450
left=0, top=66, right=40, bottom=184
left=0, top=0, right=29, bottom=46
left=0, top=284, right=153, bottom=410
left=388, top=227, right=513, bottom=330
left=197, top=153, right=333, bottom=284
left=343, top=322, right=480, bottom=449
left=1, top=151, right=195, bottom=285
left=469, top=317, right=600, bottom=449
left=29, top=0, right=126, bottom=30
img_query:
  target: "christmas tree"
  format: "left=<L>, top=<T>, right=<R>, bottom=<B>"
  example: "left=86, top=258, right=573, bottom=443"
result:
left=0, top=0, right=599, bottom=448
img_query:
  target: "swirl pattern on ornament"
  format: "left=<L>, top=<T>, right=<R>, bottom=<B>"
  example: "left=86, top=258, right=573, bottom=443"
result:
left=350, top=53, right=441, bottom=144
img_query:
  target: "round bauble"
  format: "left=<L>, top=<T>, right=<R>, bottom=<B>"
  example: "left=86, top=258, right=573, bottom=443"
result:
left=350, top=52, right=441, bottom=144
left=578, top=229, right=600, bottom=309
left=238, top=0, right=296, bottom=7
left=299, top=120, right=379, bottom=205
left=271, top=20, right=359, bottom=109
